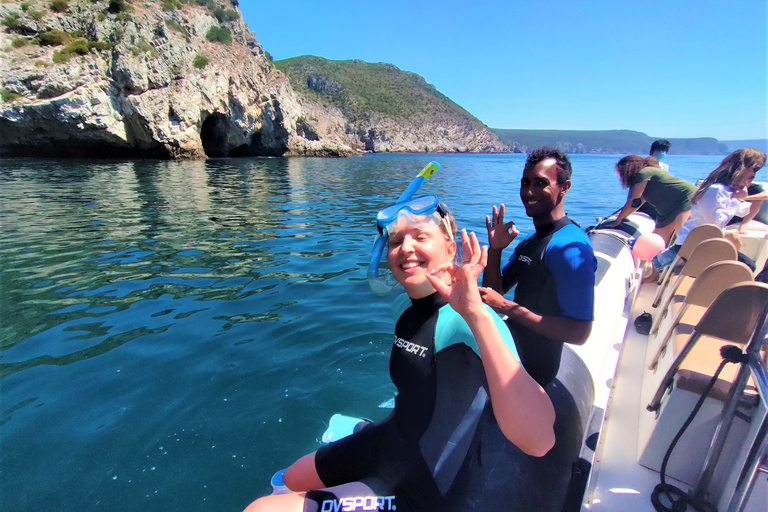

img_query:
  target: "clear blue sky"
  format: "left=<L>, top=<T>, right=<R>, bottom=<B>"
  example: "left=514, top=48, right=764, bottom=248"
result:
left=240, top=0, right=767, bottom=141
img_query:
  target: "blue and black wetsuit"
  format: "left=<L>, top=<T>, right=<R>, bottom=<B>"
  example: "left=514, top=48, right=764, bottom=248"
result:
left=501, top=217, right=597, bottom=386
left=306, top=293, right=527, bottom=512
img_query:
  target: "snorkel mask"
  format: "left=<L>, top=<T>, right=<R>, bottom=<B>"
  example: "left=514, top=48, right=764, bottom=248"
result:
left=368, top=162, right=441, bottom=295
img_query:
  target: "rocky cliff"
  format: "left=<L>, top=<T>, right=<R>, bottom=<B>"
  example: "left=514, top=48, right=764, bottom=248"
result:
left=276, top=56, right=509, bottom=154
left=0, top=0, right=506, bottom=158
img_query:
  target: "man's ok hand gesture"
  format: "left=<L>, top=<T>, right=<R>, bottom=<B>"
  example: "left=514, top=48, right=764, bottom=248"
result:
left=485, top=203, right=519, bottom=251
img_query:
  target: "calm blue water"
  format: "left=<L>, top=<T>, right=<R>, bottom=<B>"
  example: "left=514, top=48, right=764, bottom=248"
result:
left=0, top=153, right=723, bottom=511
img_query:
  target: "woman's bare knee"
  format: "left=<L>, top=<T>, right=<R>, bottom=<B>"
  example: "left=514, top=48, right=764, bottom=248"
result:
left=283, top=452, right=324, bottom=491
left=243, top=492, right=313, bottom=512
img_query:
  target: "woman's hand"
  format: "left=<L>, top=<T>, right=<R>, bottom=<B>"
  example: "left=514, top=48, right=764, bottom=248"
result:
left=486, top=204, right=519, bottom=251
left=426, top=230, right=487, bottom=317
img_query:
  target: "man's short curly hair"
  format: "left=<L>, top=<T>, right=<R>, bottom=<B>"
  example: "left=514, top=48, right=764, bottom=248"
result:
left=524, top=146, right=572, bottom=185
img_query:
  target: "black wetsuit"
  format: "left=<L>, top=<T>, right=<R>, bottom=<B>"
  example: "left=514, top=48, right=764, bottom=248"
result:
left=501, top=217, right=597, bottom=386
left=306, top=293, right=525, bottom=512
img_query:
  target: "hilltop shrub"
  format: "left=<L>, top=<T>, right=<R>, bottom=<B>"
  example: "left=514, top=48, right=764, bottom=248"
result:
left=128, top=37, right=155, bottom=57
left=2, top=12, right=21, bottom=30
left=1, top=88, right=24, bottom=103
left=51, top=38, right=108, bottom=63
left=193, top=54, right=208, bottom=68
left=213, top=7, right=238, bottom=22
left=50, top=0, right=69, bottom=12
left=52, top=38, right=88, bottom=62
left=205, top=25, right=230, bottom=44
left=161, top=0, right=182, bottom=10
left=28, top=9, right=46, bottom=20
left=108, top=0, right=131, bottom=13
left=12, top=36, right=29, bottom=48
left=165, top=19, right=190, bottom=41
left=37, top=29, right=71, bottom=46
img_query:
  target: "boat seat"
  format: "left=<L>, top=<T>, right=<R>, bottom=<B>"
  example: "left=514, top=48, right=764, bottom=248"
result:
left=652, top=224, right=723, bottom=307
left=638, top=283, right=768, bottom=485
left=673, top=338, right=758, bottom=398
left=650, top=238, right=738, bottom=336
left=647, top=281, right=768, bottom=414
left=648, top=261, right=754, bottom=371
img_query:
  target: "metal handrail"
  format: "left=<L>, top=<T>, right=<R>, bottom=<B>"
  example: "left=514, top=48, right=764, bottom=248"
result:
left=695, top=296, right=768, bottom=510
left=724, top=355, right=768, bottom=512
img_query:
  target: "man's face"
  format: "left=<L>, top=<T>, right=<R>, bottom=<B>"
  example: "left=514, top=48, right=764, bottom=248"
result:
left=520, top=158, right=568, bottom=221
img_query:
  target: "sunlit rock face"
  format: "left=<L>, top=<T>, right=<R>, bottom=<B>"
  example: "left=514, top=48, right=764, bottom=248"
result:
left=0, top=1, right=505, bottom=159
left=0, top=1, right=353, bottom=158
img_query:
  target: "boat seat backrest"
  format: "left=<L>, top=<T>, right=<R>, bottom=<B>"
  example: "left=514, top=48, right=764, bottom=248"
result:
left=650, top=239, right=738, bottom=333
left=692, top=282, right=768, bottom=343
left=648, top=261, right=754, bottom=370
left=653, top=224, right=724, bottom=308
left=647, top=281, right=768, bottom=413
left=677, top=224, right=725, bottom=260
left=677, top=238, right=738, bottom=278
left=678, top=261, right=755, bottom=308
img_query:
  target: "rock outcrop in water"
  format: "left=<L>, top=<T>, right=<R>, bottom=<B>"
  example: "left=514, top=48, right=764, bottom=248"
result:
left=0, top=0, right=507, bottom=158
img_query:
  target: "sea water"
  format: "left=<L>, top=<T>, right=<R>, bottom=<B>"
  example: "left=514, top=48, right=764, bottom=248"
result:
left=0, top=153, right=724, bottom=511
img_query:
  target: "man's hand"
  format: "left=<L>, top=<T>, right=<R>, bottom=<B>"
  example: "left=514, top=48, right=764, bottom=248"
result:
left=479, top=286, right=513, bottom=315
left=486, top=203, right=519, bottom=251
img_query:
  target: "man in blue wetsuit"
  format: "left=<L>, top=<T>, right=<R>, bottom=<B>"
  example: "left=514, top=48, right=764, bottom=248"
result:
left=481, top=147, right=597, bottom=387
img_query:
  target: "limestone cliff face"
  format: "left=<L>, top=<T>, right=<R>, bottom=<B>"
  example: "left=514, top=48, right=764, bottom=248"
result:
left=0, top=0, right=353, bottom=158
left=0, top=1, right=506, bottom=158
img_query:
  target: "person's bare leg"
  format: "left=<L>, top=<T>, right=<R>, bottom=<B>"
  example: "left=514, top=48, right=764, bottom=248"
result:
left=653, top=210, right=691, bottom=246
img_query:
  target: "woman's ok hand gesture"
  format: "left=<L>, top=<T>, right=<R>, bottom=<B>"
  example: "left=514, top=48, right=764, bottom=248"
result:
left=426, top=230, right=488, bottom=318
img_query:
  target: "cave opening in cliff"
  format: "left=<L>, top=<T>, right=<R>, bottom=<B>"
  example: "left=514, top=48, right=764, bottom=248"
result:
left=200, top=113, right=231, bottom=157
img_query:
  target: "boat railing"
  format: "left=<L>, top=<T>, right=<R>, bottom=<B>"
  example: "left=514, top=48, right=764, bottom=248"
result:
left=701, top=293, right=768, bottom=512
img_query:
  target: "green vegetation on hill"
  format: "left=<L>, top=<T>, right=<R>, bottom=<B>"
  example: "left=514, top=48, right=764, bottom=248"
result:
left=493, top=129, right=728, bottom=155
left=274, top=55, right=486, bottom=127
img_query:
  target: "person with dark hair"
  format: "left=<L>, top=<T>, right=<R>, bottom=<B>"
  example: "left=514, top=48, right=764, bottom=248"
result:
left=650, top=139, right=672, bottom=171
left=480, top=147, right=597, bottom=387
left=605, top=154, right=696, bottom=246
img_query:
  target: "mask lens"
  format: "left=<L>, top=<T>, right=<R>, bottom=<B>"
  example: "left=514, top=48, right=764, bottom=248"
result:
left=376, top=195, right=439, bottom=227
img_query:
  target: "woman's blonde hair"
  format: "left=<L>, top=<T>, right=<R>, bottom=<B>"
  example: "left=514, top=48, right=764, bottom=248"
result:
left=437, top=202, right=458, bottom=242
left=692, top=148, right=766, bottom=204
left=615, top=155, right=661, bottom=188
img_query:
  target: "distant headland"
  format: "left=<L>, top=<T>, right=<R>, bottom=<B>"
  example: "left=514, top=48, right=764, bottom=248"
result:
left=0, top=1, right=764, bottom=159
left=492, top=129, right=767, bottom=156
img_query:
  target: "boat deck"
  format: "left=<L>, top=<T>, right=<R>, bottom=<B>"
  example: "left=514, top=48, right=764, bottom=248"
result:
left=580, top=262, right=768, bottom=511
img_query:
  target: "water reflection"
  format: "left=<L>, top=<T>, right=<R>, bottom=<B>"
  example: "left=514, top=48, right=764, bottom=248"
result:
left=0, top=157, right=370, bottom=363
